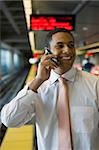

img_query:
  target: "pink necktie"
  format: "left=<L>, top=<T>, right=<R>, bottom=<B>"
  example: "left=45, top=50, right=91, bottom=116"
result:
left=57, top=77, right=73, bottom=150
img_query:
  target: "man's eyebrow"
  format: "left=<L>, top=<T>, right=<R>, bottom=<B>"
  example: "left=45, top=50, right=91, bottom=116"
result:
left=56, top=42, right=64, bottom=44
left=56, top=41, right=74, bottom=44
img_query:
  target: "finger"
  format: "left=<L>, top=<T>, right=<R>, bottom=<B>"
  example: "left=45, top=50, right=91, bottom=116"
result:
left=42, top=59, right=58, bottom=68
left=41, top=54, right=57, bottom=62
left=47, top=66, right=52, bottom=73
left=41, top=62, right=56, bottom=70
left=41, top=56, right=59, bottom=68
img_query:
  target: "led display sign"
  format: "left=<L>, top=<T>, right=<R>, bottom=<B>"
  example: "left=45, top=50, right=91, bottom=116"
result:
left=30, top=15, right=75, bottom=31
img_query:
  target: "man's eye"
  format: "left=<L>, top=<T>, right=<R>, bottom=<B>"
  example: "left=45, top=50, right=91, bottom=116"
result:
left=58, top=44, right=64, bottom=48
left=68, top=43, right=74, bottom=48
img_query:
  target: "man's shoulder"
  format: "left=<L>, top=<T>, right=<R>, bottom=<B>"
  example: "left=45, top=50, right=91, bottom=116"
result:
left=76, top=69, right=99, bottom=83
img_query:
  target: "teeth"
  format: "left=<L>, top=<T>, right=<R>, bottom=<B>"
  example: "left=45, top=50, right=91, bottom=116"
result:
left=62, top=56, right=71, bottom=60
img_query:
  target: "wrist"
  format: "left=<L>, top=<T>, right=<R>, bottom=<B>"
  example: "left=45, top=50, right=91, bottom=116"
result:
left=35, top=76, right=45, bottom=83
left=28, top=77, right=44, bottom=92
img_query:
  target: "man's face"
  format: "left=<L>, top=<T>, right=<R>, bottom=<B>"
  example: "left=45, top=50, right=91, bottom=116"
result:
left=49, top=32, right=76, bottom=74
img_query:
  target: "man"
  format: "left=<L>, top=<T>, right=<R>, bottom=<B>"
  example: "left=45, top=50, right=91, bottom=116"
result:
left=1, top=28, right=99, bottom=150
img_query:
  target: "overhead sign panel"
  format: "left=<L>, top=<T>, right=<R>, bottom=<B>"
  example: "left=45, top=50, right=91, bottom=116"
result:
left=30, top=15, right=75, bottom=31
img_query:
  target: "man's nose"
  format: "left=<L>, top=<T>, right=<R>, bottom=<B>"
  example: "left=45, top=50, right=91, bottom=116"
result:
left=62, top=45, right=69, bottom=54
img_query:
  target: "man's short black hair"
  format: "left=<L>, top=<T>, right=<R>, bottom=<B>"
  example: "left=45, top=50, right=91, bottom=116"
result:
left=45, top=28, right=74, bottom=47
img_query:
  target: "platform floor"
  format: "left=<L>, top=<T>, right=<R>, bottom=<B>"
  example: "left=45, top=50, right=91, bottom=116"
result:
left=0, top=65, right=37, bottom=150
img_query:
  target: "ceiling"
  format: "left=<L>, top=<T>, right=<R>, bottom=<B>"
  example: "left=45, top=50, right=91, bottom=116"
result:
left=32, top=0, right=99, bottom=49
left=0, top=0, right=32, bottom=58
left=0, top=0, right=99, bottom=58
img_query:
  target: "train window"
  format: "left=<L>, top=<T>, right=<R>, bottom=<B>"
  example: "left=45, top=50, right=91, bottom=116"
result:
left=13, top=53, right=19, bottom=68
left=1, top=49, right=12, bottom=75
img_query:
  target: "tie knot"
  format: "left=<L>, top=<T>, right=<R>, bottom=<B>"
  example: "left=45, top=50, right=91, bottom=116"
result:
left=58, top=77, right=67, bottom=84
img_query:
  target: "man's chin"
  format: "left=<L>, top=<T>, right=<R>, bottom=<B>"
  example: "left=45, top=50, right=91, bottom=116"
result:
left=53, top=66, right=72, bottom=75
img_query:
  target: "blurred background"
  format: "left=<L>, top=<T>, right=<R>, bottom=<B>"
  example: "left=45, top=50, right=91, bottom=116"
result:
left=0, top=0, right=99, bottom=150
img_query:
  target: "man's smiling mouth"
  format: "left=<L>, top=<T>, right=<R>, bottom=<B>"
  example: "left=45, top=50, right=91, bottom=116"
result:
left=59, top=56, right=72, bottom=60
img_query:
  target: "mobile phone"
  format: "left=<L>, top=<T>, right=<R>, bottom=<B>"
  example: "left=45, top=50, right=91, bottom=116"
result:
left=44, top=47, right=60, bottom=66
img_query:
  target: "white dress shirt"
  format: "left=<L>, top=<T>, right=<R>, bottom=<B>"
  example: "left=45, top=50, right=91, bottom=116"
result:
left=1, top=67, right=99, bottom=150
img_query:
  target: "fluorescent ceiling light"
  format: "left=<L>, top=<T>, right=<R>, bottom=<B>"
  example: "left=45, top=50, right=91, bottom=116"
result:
left=29, top=58, right=38, bottom=64
left=23, top=0, right=32, bottom=9
left=23, top=0, right=36, bottom=52
left=25, top=8, right=32, bottom=15
left=23, top=0, right=32, bottom=29
left=83, top=27, right=88, bottom=31
left=29, top=31, right=35, bottom=51
left=88, top=48, right=99, bottom=53
left=26, top=15, right=30, bottom=29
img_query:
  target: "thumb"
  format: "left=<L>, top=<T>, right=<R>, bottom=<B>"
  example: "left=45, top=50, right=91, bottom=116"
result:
left=47, top=66, right=51, bottom=74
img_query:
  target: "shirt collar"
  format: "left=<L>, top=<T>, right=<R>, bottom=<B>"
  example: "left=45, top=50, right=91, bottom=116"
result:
left=49, top=67, right=77, bottom=84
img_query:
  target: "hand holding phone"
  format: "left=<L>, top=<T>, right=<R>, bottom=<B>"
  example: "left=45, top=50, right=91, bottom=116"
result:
left=44, top=47, right=60, bottom=66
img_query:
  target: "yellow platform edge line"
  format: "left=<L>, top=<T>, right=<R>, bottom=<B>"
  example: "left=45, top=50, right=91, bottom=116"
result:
left=0, top=125, right=34, bottom=150
left=0, top=65, right=37, bottom=150
left=25, top=65, right=37, bottom=84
